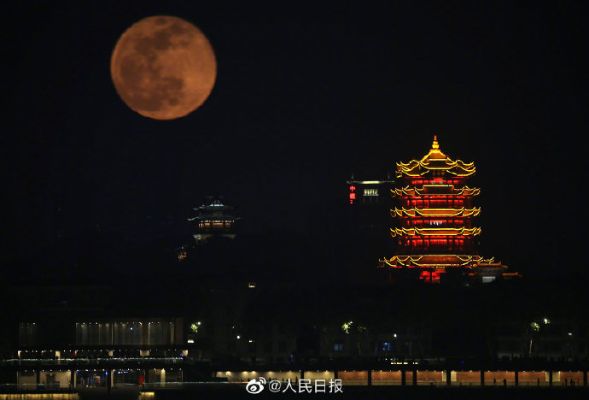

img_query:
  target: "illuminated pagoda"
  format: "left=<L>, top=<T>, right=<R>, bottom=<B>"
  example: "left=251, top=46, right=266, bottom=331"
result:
left=188, top=198, right=238, bottom=244
left=381, top=136, right=513, bottom=283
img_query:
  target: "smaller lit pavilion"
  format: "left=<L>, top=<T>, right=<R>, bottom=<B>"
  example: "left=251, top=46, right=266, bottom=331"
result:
left=188, top=199, right=239, bottom=244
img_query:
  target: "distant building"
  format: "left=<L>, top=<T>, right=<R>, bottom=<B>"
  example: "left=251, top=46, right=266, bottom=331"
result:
left=344, top=177, right=396, bottom=279
left=188, top=198, right=239, bottom=245
left=346, top=178, right=396, bottom=206
left=345, top=177, right=395, bottom=233
left=380, top=136, right=518, bottom=283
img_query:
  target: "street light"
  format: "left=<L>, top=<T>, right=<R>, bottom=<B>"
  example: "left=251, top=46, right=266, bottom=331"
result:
left=529, top=317, right=550, bottom=356
left=341, top=321, right=354, bottom=335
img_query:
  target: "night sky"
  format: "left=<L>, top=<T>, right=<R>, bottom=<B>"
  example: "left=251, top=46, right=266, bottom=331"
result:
left=4, top=1, right=588, bottom=282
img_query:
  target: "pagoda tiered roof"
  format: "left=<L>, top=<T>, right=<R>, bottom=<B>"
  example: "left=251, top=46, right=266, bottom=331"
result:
left=392, top=185, right=480, bottom=197
left=380, top=136, right=516, bottom=281
left=381, top=254, right=501, bottom=269
left=392, top=207, right=481, bottom=218
left=390, top=226, right=481, bottom=237
left=396, top=136, right=476, bottom=178
left=188, top=199, right=236, bottom=222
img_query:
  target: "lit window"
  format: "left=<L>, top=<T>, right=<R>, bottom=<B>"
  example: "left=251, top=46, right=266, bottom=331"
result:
left=333, top=343, right=344, bottom=352
left=363, top=188, right=379, bottom=197
left=382, top=341, right=393, bottom=352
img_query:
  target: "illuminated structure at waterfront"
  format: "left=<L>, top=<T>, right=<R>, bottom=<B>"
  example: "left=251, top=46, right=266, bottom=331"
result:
left=381, top=136, right=515, bottom=283
left=188, top=199, right=238, bottom=244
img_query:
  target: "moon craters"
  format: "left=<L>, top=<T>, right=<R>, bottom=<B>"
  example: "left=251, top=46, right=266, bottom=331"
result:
left=111, top=16, right=216, bottom=120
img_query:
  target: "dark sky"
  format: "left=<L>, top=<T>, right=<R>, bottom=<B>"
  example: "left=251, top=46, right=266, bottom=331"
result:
left=4, top=1, right=588, bottom=280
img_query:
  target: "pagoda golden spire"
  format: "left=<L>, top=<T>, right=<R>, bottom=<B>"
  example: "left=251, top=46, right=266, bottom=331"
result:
left=420, top=134, right=447, bottom=161
left=432, top=135, right=440, bottom=150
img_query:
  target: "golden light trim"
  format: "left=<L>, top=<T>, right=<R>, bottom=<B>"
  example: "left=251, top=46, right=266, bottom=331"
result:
left=395, top=136, right=476, bottom=178
left=392, top=185, right=480, bottom=197
left=381, top=136, right=511, bottom=277
left=380, top=254, right=499, bottom=269
left=392, top=207, right=481, bottom=218
left=431, top=135, right=441, bottom=150
left=390, top=227, right=481, bottom=237
left=0, top=396, right=79, bottom=400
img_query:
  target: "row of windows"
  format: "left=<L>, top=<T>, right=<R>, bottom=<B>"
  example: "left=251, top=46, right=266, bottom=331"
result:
left=198, top=220, right=234, bottom=229
left=332, top=341, right=394, bottom=353
left=399, top=238, right=471, bottom=245
left=19, top=322, right=176, bottom=346
left=409, top=179, right=465, bottom=186
left=363, top=188, right=379, bottom=197
left=403, top=200, right=472, bottom=207
left=75, top=322, right=175, bottom=346
left=402, top=220, right=472, bottom=227
left=398, top=239, right=473, bottom=251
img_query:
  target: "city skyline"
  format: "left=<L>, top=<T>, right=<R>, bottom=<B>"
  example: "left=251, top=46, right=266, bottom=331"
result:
left=2, top=2, right=589, bottom=398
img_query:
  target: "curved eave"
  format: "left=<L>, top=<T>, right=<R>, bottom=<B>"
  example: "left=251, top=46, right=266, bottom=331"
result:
left=188, top=216, right=237, bottom=222
left=380, top=254, right=497, bottom=268
left=391, top=186, right=481, bottom=197
left=390, top=227, right=482, bottom=237
left=395, top=159, right=476, bottom=178
left=392, top=207, right=481, bottom=218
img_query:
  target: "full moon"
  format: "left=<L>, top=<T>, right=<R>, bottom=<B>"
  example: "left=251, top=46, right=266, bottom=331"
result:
left=111, top=16, right=217, bottom=120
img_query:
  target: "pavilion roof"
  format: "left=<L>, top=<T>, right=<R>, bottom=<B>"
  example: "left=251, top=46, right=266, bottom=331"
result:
left=392, top=207, right=481, bottom=218
left=390, top=226, right=481, bottom=237
left=396, top=136, right=476, bottom=178
left=381, top=254, right=500, bottom=269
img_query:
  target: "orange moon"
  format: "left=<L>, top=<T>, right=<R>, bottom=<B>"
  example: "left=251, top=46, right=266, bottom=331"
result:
left=111, top=16, right=216, bottom=120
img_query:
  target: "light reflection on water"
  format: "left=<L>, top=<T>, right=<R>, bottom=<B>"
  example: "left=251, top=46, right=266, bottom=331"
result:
left=0, top=395, right=152, bottom=400
left=0, top=395, right=78, bottom=400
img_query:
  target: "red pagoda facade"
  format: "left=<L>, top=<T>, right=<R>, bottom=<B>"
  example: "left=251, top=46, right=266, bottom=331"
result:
left=381, top=136, right=513, bottom=283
